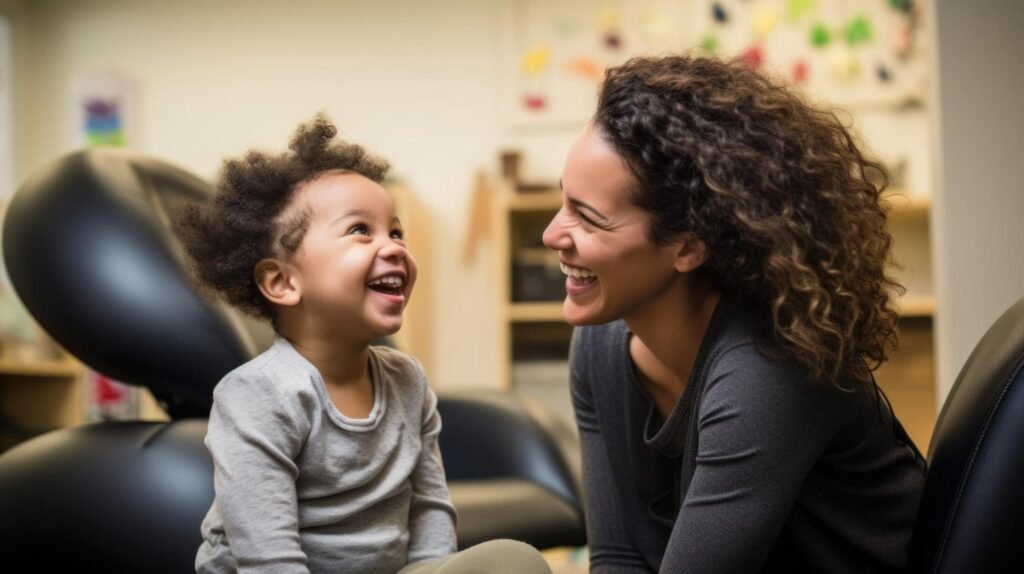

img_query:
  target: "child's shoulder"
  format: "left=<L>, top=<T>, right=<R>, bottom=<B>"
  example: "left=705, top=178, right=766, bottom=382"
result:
left=369, top=344, right=427, bottom=390
left=213, top=340, right=316, bottom=400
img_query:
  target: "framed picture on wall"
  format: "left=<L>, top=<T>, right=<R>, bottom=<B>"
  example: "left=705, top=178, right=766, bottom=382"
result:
left=73, top=74, right=136, bottom=149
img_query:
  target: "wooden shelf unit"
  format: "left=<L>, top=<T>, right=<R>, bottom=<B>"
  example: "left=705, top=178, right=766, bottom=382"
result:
left=493, top=181, right=566, bottom=389
left=0, top=353, right=86, bottom=448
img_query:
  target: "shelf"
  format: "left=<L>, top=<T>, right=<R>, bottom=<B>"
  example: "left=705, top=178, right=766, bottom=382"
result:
left=0, top=357, right=82, bottom=378
left=898, top=295, right=935, bottom=317
left=885, top=189, right=930, bottom=219
left=506, top=190, right=562, bottom=212
left=508, top=302, right=566, bottom=322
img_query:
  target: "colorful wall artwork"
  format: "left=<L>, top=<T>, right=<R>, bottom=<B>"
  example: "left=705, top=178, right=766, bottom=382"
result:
left=504, top=0, right=927, bottom=127
left=74, top=75, right=135, bottom=149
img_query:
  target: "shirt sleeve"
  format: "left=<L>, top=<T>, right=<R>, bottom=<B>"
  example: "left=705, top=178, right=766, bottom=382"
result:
left=570, top=328, right=656, bottom=574
left=658, top=346, right=843, bottom=573
left=206, top=373, right=313, bottom=574
left=405, top=363, right=458, bottom=564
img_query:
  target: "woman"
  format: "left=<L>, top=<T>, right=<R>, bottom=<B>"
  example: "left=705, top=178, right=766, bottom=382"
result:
left=542, top=55, right=926, bottom=573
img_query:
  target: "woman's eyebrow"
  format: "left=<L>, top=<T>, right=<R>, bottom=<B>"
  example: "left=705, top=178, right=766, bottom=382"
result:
left=571, top=200, right=610, bottom=223
left=560, top=178, right=611, bottom=223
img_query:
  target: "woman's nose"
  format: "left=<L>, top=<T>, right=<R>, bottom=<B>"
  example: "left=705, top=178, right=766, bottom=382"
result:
left=542, top=210, right=572, bottom=251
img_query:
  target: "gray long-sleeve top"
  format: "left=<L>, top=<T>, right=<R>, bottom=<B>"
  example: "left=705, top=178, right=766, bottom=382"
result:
left=195, top=337, right=457, bottom=573
left=571, top=298, right=926, bottom=573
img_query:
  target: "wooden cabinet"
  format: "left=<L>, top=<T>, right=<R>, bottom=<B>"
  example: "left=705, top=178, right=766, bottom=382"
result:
left=0, top=353, right=85, bottom=452
left=492, top=182, right=566, bottom=391
left=878, top=190, right=936, bottom=452
left=388, top=180, right=434, bottom=380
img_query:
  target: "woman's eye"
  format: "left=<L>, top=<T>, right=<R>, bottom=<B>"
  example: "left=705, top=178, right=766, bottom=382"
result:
left=347, top=224, right=370, bottom=236
left=577, top=211, right=599, bottom=229
left=390, top=228, right=405, bottom=240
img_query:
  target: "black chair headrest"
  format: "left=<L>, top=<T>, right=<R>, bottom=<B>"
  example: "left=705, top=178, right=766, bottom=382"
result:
left=2, top=149, right=258, bottom=417
left=908, top=295, right=1024, bottom=572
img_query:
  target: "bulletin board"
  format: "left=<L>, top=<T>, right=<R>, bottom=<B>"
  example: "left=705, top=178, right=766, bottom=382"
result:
left=503, top=0, right=926, bottom=127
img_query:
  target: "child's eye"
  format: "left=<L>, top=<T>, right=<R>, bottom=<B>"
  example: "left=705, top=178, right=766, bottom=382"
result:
left=347, top=224, right=370, bottom=236
left=390, top=228, right=405, bottom=240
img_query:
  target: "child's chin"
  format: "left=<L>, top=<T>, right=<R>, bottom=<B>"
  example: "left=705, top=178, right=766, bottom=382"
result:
left=372, top=320, right=403, bottom=338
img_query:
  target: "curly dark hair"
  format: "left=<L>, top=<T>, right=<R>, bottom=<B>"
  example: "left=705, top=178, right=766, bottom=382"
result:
left=179, top=113, right=390, bottom=320
left=594, top=55, right=903, bottom=387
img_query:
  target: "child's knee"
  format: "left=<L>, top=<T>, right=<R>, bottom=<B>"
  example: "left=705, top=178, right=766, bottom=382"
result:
left=456, top=539, right=551, bottom=574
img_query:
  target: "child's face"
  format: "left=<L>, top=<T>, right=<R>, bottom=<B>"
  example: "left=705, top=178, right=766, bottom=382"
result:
left=284, top=171, right=417, bottom=340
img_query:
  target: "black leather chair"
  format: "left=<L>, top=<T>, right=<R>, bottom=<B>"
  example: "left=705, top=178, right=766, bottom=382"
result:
left=907, top=295, right=1024, bottom=573
left=0, top=149, right=584, bottom=573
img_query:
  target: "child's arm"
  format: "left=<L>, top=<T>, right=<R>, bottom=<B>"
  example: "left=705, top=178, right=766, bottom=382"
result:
left=405, top=381, right=459, bottom=564
left=206, top=373, right=312, bottom=573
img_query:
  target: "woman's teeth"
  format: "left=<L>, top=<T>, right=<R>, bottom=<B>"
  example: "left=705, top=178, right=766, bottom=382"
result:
left=560, top=262, right=596, bottom=282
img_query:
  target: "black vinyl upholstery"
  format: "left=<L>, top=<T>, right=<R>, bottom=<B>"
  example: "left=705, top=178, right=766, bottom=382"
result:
left=0, top=149, right=584, bottom=571
left=3, top=150, right=251, bottom=417
left=907, top=295, right=1024, bottom=573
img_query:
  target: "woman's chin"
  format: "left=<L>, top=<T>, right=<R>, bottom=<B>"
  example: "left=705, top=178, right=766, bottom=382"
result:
left=563, top=300, right=607, bottom=326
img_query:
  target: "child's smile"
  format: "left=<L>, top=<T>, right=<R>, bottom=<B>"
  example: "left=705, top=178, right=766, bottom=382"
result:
left=280, top=170, right=418, bottom=342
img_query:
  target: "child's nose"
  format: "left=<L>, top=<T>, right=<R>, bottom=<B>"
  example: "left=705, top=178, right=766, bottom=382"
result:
left=542, top=210, right=572, bottom=251
left=379, top=238, right=408, bottom=260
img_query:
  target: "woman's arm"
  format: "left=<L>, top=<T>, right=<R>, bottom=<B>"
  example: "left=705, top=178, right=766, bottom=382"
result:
left=658, top=347, right=842, bottom=573
left=406, top=382, right=459, bottom=564
left=206, top=374, right=311, bottom=573
left=571, top=329, right=656, bottom=574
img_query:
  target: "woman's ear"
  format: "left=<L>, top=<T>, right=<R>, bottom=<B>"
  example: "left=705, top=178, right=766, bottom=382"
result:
left=672, top=232, right=709, bottom=274
left=255, top=258, right=301, bottom=307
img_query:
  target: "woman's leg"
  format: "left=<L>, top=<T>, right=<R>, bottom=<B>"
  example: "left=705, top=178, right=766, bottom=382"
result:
left=398, top=539, right=552, bottom=574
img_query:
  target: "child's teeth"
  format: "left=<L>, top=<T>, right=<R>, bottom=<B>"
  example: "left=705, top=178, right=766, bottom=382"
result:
left=369, top=275, right=403, bottom=287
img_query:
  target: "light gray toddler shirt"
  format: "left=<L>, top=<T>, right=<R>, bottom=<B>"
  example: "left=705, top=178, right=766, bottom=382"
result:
left=195, top=337, right=457, bottom=573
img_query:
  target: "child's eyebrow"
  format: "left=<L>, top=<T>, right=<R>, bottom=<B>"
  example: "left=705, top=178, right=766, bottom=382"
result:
left=330, top=210, right=401, bottom=227
left=331, top=209, right=372, bottom=227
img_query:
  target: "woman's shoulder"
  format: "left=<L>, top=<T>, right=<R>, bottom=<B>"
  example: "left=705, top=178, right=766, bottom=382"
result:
left=698, top=310, right=858, bottom=415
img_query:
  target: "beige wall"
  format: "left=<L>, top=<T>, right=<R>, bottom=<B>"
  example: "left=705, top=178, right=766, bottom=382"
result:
left=930, top=0, right=1024, bottom=402
left=9, top=0, right=522, bottom=389
left=13, top=0, right=1018, bottom=401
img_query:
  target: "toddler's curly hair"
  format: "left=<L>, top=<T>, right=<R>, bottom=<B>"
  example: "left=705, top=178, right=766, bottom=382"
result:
left=179, top=113, right=390, bottom=320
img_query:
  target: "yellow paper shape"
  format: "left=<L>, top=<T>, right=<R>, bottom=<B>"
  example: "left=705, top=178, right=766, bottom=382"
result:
left=521, top=46, right=551, bottom=75
left=828, top=46, right=860, bottom=80
left=597, top=9, right=620, bottom=31
left=640, top=9, right=674, bottom=44
left=753, top=6, right=780, bottom=39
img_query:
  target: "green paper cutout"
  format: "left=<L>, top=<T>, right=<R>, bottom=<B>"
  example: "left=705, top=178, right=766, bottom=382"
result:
left=845, top=16, right=872, bottom=45
left=810, top=23, right=830, bottom=48
left=786, top=0, right=816, bottom=21
left=701, top=34, right=718, bottom=54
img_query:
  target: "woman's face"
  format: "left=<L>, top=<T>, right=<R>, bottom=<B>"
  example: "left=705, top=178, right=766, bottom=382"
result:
left=542, top=124, right=683, bottom=326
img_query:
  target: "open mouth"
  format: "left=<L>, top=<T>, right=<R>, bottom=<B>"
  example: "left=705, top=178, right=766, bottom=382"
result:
left=367, top=274, right=405, bottom=296
left=560, top=262, right=597, bottom=285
